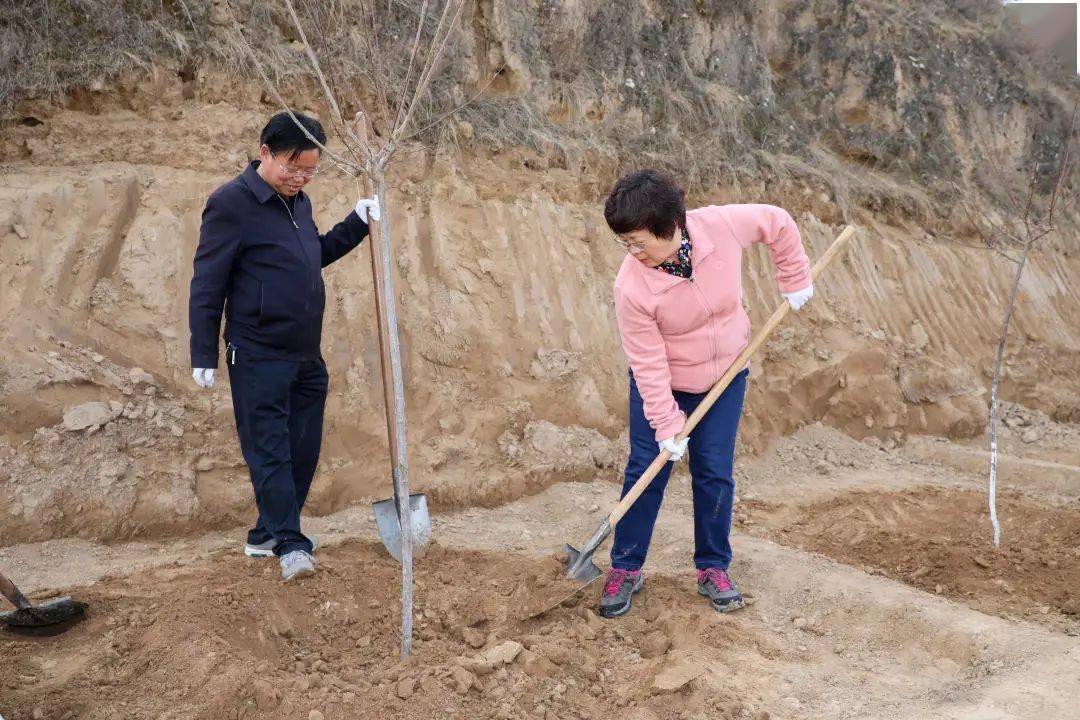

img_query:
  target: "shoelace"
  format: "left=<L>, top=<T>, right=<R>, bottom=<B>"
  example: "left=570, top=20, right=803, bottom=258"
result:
left=603, top=569, right=637, bottom=597
left=699, top=567, right=733, bottom=591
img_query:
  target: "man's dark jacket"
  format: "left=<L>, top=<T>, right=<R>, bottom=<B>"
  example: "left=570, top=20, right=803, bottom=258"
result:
left=189, top=161, right=369, bottom=368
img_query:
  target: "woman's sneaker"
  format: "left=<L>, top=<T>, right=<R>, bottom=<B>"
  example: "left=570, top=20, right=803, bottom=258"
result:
left=696, top=568, right=744, bottom=613
left=598, top=568, right=643, bottom=618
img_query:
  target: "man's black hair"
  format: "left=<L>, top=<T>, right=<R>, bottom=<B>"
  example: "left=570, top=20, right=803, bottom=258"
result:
left=260, top=111, right=326, bottom=159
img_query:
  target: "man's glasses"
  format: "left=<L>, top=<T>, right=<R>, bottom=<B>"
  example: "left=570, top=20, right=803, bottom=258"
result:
left=273, top=157, right=320, bottom=179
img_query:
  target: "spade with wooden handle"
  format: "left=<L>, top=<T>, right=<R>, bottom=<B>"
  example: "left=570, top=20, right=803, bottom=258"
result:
left=352, top=113, right=431, bottom=562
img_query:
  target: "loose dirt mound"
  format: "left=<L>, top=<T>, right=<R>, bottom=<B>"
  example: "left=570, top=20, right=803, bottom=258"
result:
left=1, top=541, right=756, bottom=720
left=761, top=486, right=1080, bottom=633
left=4, top=448, right=1080, bottom=719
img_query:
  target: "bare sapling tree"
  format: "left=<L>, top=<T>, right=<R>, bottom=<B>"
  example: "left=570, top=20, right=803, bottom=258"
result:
left=958, top=103, right=1077, bottom=547
left=224, top=0, right=496, bottom=658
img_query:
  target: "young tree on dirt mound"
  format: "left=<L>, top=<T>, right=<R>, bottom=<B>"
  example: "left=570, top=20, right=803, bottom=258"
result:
left=958, top=103, right=1078, bottom=547
left=222, top=0, right=496, bottom=658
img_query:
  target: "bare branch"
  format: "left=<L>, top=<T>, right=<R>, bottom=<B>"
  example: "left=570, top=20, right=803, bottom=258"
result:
left=391, top=0, right=456, bottom=141
left=360, top=0, right=394, bottom=132
left=393, top=0, right=466, bottom=142
left=176, top=0, right=197, bottom=33
left=393, top=0, right=433, bottom=134
left=956, top=193, right=994, bottom=246
left=224, top=3, right=361, bottom=176
left=282, top=0, right=341, bottom=123
left=961, top=193, right=1016, bottom=250
left=992, top=247, right=1022, bottom=264
left=401, top=66, right=505, bottom=142
left=937, top=227, right=1021, bottom=259
left=1046, top=101, right=1079, bottom=223
left=306, top=6, right=348, bottom=118
left=282, top=0, right=367, bottom=164
left=299, top=2, right=373, bottom=166
left=1021, top=157, right=1038, bottom=236
left=1026, top=223, right=1053, bottom=247
left=1059, top=189, right=1078, bottom=217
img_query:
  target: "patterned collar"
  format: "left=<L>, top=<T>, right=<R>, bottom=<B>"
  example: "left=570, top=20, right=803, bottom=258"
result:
left=657, top=226, right=692, bottom=279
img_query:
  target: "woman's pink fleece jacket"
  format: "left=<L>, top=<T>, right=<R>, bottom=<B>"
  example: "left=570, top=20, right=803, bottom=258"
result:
left=613, top=204, right=811, bottom=441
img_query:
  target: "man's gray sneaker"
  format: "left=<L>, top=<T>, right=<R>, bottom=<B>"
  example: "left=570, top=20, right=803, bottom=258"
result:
left=697, top=568, right=744, bottom=613
left=244, top=538, right=277, bottom=558
left=598, top=568, right=643, bottom=618
left=245, top=535, right=319, bottom=558
left=280, top=550, right=316, bottom=582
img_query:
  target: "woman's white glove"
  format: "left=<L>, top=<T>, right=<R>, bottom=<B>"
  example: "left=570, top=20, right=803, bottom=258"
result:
left=782, top=283, right=814, bottom=311
left=192, top=368, right=215, bottom=388
left=355, top=194, right=381, bottom=224
left=658, top=435, right=690, bottom=462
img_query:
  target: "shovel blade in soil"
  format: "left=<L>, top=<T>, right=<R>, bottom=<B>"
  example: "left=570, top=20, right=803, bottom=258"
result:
left=512, top=553, right=602, bottom=620
left=1, top=596, right=88, bottom=636
left=563, top=544, right=603, bottom=585
left=373, top=493, right=431, bottom=562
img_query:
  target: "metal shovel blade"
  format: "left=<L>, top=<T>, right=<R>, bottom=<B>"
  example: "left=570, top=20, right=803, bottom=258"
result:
left=1, top=596, right=88, bottom=636
left=562, top=544, right=603, bottom=585
left=373, top=493, right=431, bottom=562
left=562, top=517, right=610, bottom=584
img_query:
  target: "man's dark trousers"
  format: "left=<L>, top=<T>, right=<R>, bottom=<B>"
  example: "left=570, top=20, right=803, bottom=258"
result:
left=227, top=344, right=328, bottom=556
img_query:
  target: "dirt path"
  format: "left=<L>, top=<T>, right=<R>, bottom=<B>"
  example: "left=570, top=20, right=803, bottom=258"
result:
left=3, top=430, right=1080, bottom=719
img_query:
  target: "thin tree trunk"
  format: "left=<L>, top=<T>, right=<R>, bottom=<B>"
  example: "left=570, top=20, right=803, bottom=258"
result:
left=361, top=160, right=414, bottom=658
left=373, top=173, right=414, bottom=659
left=988, top=240, right=1032, bottom=547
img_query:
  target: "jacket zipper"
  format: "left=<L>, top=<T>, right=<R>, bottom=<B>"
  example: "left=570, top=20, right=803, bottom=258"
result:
left=686, top=274, right=722, bottom=383
left=277, top=194, right=300, bottom=229
left=277, top=194, right=318, bottom=303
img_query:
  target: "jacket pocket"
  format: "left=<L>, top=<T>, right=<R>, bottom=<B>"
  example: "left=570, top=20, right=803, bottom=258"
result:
left=257, top=281, right=299, bottom=327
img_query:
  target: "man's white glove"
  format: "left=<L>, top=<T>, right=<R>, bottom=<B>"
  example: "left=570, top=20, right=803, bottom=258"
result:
left=782, top=283, right=814, bottom=311
left=658, top=435, right=690, bottom=462
left=192, top=368, right=216, bottom=388
left=355, top=195, right=381, bottom=224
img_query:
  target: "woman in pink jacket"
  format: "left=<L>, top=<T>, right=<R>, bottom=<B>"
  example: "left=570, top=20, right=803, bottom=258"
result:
left=599, top=170, right=813, bottom=618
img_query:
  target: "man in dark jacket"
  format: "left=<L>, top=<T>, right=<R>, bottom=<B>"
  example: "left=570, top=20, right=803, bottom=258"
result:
left=189, top=111, right=377, bottom=581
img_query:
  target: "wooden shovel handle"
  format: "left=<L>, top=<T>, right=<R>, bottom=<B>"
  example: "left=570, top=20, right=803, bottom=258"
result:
left=608, top=224, right=858, bottom=527
left=354, top=114, right=402, bottom=494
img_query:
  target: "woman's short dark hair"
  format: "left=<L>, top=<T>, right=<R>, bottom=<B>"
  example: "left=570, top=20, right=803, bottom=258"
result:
left=260, top=111, right=326, bottom=160
left=604, top=170, right=687, bottom=238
